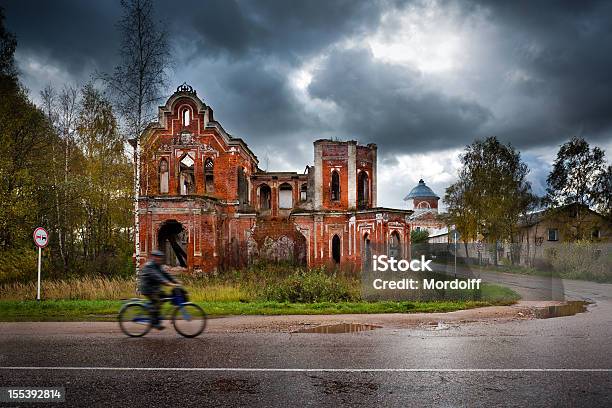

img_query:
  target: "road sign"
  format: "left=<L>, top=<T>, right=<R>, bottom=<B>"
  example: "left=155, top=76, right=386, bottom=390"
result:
left=33, top=227, right=49, bottom=300
left=33, top=227, right=49, bottom=248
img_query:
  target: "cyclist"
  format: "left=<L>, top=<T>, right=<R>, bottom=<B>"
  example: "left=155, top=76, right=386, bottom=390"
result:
left=138, top=250, right=180, bottom=330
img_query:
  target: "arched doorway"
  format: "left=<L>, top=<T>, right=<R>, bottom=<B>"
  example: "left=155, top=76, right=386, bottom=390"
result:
left=158, top=220, right=188, bottom=267
left=389, top=231, right=402, bottom=259
left=332, top=234, right=341, bottom=264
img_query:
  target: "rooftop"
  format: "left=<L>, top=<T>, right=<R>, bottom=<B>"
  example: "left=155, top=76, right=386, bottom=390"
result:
left=404, top=179, right=440, bottom=200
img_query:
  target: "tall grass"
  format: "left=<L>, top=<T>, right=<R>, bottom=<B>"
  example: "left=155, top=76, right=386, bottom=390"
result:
left=0, top=263, right=518, bottom=304
left=0, top=264, right=361, bottom=303
left=0, top=277, right=257, bottom=302
left=0, top=278, right=136, bottom=301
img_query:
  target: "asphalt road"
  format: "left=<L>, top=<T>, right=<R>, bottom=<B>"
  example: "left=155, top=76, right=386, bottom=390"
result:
left=1, top=270, right=611, bottom=407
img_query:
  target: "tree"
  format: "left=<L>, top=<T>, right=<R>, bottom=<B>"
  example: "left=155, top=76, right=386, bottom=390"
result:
left=546, top=137, right=609, bottom=239
left=410, top=229, right=429, bottom=244
left=40, top=84, right=80, bottom=270
left=0, top=8, right=134, bottom=281
left=76, top=84, right=132, bottom=263
left=444, top=137, right=534, bottom=265
left=546, top=137, right=607, bottom=207
left=101, top=0, right=170, bottom=274
left=0, top=79, right=55, bottom=249
left=444, top=180, right=479, bottom=260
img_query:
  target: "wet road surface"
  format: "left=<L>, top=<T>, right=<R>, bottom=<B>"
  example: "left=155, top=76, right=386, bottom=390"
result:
left=1, top=271, right=611, bottom=407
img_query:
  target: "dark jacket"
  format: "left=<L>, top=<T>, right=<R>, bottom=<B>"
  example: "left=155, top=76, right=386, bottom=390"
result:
left=139, top=260, right=177, bottom=295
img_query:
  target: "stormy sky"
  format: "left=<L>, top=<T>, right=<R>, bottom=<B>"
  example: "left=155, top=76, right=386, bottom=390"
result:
left=3, top=0, right=612, bottom=209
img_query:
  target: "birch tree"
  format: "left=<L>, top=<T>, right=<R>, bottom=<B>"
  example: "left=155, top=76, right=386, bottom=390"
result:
left=40, top=85, right=79, bottom=270
left=102, top=0, right=169, bottom=274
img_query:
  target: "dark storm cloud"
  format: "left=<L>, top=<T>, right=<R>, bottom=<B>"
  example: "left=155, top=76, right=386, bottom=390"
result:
left=307, top=47, right=492, bottom=153
left=3, top=0, right=121, bottom=77
left=2, top=0, right=611, bottom=167
left=162, top=0, right=390, bottom=62
left=477, top=0, right=612, bottom=147
left=199, top=57, right=309, bottom=141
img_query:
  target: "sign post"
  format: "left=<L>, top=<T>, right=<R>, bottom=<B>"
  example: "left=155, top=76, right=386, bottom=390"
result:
left=452, top=230, right=460, bottom=278
left=33, top=227, right=49, bottom=301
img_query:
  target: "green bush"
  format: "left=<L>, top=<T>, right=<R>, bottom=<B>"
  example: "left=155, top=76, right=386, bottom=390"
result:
left=263, top=268, right=355, bottom=303
left=0, top=247, right=38, bottom=284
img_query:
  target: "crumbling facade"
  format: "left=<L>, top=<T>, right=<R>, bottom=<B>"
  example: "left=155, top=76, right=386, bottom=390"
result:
left=136, top=84, right=412, bottom=272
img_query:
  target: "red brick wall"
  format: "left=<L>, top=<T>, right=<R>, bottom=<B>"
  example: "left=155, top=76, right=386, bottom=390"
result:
left=414, top=198, right=439, bottom=210
left=137, top=92, right=409, bottom=274
left=320, top=143, right=349, bottom=210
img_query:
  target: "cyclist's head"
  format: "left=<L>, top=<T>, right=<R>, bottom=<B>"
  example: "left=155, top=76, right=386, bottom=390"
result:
left=150, top=250, right=165, bottom=264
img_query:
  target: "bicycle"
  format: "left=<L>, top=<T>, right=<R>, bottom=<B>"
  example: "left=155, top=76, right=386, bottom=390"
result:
left=118, top=287, right=207, bottom=338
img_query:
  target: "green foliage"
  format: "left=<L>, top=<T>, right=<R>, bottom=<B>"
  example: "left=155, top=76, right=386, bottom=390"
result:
left=545, top=137, right=610, bottom=237
left=0, top=77, right=56, bottom=250
left=444, top=137, right=535, bottom=248
left=263, top=268, right=355, bottom=303
left=546, top=137, right=607, bottom=208
left=411, top=229, right=429, bottom=244
left=0, top=75, right=133, bottom=280
left=0, top=248, right=38, bottom=283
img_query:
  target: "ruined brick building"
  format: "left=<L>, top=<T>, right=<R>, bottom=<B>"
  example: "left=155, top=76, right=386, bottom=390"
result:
left=136, top=84, right=412, bottom=272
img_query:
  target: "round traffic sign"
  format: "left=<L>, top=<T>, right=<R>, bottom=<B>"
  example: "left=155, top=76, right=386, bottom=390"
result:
left=33, top=227, right=49, bottom=248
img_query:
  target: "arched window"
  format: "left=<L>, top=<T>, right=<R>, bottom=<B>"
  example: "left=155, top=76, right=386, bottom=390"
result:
left=179, top=154, right=195, bottom=195
left=159, top=158, right=169, bottom=194
left=389, top=231, right=401, bottom=259
left=357, top=171, right=369, bottom=209
left=331, top=170, right=340, bottom=201
left=204, top=158, right=214, bottom=193
left=417, top=201, right=431, bottom=209
left=300, top=183, right=308, bottom=202
left=362, top=232, right=372, bottom=271
left=237, top=167, right=249, bottom=205
left=279, top=183, right=293, bottom=209
left=332, top=234, right=341, bottom=264
left=182, top=108, right=190, bottom=126
left=259, top=184, right=272, bottom=210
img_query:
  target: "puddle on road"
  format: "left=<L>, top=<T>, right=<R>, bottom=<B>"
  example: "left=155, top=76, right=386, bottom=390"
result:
left=534, top=301, right=589, bottom=319
left=293, top=323, right=382, bottom=334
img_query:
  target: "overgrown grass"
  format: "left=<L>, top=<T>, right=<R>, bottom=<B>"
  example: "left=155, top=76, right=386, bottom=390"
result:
left=0, top=277, right=255, bottom=302
left=0, top=263, right=520, bottom=321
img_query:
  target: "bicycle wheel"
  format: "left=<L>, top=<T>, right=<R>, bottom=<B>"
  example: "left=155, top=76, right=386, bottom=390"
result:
left=172, top=302, right=207, bottom=338
left=118, top=302, right=152, bottom=337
